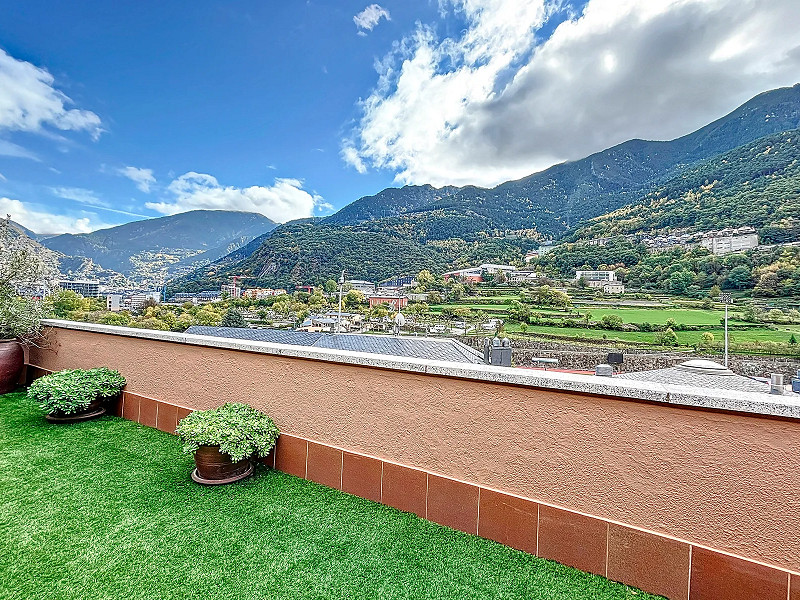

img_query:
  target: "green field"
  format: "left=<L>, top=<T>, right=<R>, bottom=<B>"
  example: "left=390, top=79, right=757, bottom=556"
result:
left=502, top=323, right=800, bottom=348
left=0, top=392, right=658, bottom=600
left=582, top=307, right=733, bottom=326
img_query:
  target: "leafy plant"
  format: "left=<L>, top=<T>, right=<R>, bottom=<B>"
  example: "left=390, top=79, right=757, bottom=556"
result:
left=175, top=403, right=279, bottom=462
left=0, top=294, right=47, bottom=342
left=28, top=368, right=126, bottom=415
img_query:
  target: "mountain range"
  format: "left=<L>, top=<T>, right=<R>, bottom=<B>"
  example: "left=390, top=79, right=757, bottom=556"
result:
left=17, top=211, right=277, bottom=288
left=11, top=83, right=800, bottom=292
left=172, top=83, right=800, bottom=292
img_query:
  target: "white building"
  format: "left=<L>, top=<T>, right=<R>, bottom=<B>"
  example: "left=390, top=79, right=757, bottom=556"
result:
left=220, top=283, right=242, bottom=298
left=443, top=263, right=516, bottom=281
left=602, top=282, right=625, bottom=294
left=508, top=271, right=542, bottom=284
left=575, top=270, right=617, bottom=283
left=347, top=280, right=376, bottom=294
left=700, top=227, right=759, bottom=255
left=57, top=279, right=100, bottom=298
left=130, top=291, right=161, bottom=309
left=106, top=294, right=123, bottom=312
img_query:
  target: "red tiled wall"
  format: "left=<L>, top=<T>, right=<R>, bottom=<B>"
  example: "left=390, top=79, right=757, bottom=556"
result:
left=23, top=366, right=799, bottom=599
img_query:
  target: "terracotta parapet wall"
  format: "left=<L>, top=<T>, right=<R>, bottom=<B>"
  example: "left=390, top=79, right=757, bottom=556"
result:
left=26, top=322, right=800, bottom=598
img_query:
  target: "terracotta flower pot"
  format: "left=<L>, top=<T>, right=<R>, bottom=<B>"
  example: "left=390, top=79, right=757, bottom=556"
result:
left=191, top=445, right=253, bottom=485
left=45, top=398, right=107, bottom=424
left=0, top=339, right=24, bottom=395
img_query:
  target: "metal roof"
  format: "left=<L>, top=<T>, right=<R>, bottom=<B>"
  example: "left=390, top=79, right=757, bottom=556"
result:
left=184, top=326, right=485, bottom=364
left=617, top=360, right=768, bottom=393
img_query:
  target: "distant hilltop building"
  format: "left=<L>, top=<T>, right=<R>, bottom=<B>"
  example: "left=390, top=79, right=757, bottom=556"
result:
left=574, top=270, right=617, bottom=288
left=443, top=263, right=516, bottom=282
left=57, top=279, right=101, bottom=298
left=700, top=226, right=758, bottom=255
left=347, top=280, right=376, bottom=294
left=379, top=275, right=417, bottom=289
left=220, top=283, right=242, bottom=298
left=525, top=242, right=557, bottom=262
left=603, top=282, right=625, bottom=294
left=240, top=288, right=287, bottom=299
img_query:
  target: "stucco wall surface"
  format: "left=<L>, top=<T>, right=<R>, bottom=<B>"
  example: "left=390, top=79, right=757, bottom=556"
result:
left=29, top=324, right=800, bottom=572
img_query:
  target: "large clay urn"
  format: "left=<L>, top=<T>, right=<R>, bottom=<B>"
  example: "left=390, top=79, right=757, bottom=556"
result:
left=0, top=339, right=23, bottom=394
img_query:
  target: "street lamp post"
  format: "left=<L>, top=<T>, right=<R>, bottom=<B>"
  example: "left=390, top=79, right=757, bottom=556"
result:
left=337, top=270, right=345, bottom=333
left=719, top=293, right=733, bottom=367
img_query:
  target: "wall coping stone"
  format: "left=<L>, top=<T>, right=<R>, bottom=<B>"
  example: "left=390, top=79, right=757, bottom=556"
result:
left=41, top=319, right=800, bottom=420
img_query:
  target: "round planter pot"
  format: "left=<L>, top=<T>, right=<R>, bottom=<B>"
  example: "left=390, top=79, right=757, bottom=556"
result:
left=191, top=445, right=253, bottom=485
left=0, top=339, right=24, bottom=395
left=45, top=399, right=106, bottom=424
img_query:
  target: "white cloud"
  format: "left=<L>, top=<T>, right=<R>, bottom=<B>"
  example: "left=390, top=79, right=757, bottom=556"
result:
left=0, top=49, right=102, bottom=140
left=0, top=139, right=39, bottom=161
left=345, top=0, right=800, bottom=187
left=145, top=172, right=326, bottom=223
left=0, top=197, right=111, bottom=235
left=117, top=166, right=156, bottom=192
left=354, top=4, right=390, bottom=34
left=51, top=186, right=105, bottom=206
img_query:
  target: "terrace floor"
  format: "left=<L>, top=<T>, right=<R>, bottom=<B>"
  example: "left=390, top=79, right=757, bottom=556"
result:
left=0, top=392, right=662, bottom=600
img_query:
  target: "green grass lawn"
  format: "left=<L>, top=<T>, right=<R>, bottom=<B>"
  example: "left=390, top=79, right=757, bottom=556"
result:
left=0, top=392, right=660, bottom=600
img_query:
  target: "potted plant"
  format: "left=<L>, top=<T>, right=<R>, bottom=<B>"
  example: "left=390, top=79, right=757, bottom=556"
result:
left=0, top=217, right=55, bottom=394
left=27, top=368, right=126, bottom=423
left=176, top=402, right=280, bottom=485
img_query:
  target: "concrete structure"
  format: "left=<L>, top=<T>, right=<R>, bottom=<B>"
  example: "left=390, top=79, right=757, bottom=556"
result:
left=240, top=288, right=287, bottom=299
left=378, top=275, right=416, bottom=289
left=57, top=279, right=100, bottom=298
left=27, top=320, right=800, bottom=599
left=508, top=271, right=542, bottom=284
left=700, top=227, right=759, bottom=255
left=169, top=291, right=221, bottom=304
left=106, top=294, right=122, bottom=312
left=443, top=263, right=516, bottom=282
left=130, top=291, right=161, bottom=309
left=368, top=295, right=408, bottom=310
left=574, top=270, right=617, bottom=283
left=347, top=280, right=376, bottom=294
left=220, top=283, right=241, bottom=299
left=602, top=282, right=625, bottom=294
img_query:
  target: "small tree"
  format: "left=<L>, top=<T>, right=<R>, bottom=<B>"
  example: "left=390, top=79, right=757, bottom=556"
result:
left=656, top=327, right=679, bottom=346
left=221, top=307, right=247, bottom=328
left=790, top=334, right=797, bottom=345
left=427, top=290, right=442, bottom=304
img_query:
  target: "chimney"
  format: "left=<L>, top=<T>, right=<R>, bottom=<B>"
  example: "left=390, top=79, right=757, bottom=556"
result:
left=770, top=373, right=784, bottom=395
left=595, top=364, right=614, bottom=377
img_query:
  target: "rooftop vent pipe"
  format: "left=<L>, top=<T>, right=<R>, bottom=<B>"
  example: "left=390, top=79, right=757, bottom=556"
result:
left=770, top=373, right=784, bottom=395
left=595, top=364, right=614, bottom=377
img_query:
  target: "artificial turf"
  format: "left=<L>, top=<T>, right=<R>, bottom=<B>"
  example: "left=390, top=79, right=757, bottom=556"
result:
left=0, top=391, right=663, bottom=600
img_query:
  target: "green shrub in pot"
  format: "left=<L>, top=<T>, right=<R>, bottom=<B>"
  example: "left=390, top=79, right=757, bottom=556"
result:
left=176, top=403, right=280, bottom=463
left=28, top=368, right=126, bottom=416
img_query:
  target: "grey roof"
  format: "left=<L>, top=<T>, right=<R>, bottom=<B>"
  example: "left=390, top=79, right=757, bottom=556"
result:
left=184, top=326, right=484, bottom=364
left=617, top=359, right=768, bottom=393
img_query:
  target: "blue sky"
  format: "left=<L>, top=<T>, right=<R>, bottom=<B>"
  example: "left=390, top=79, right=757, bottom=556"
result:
left=1, top=0, right=799, bottom=234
